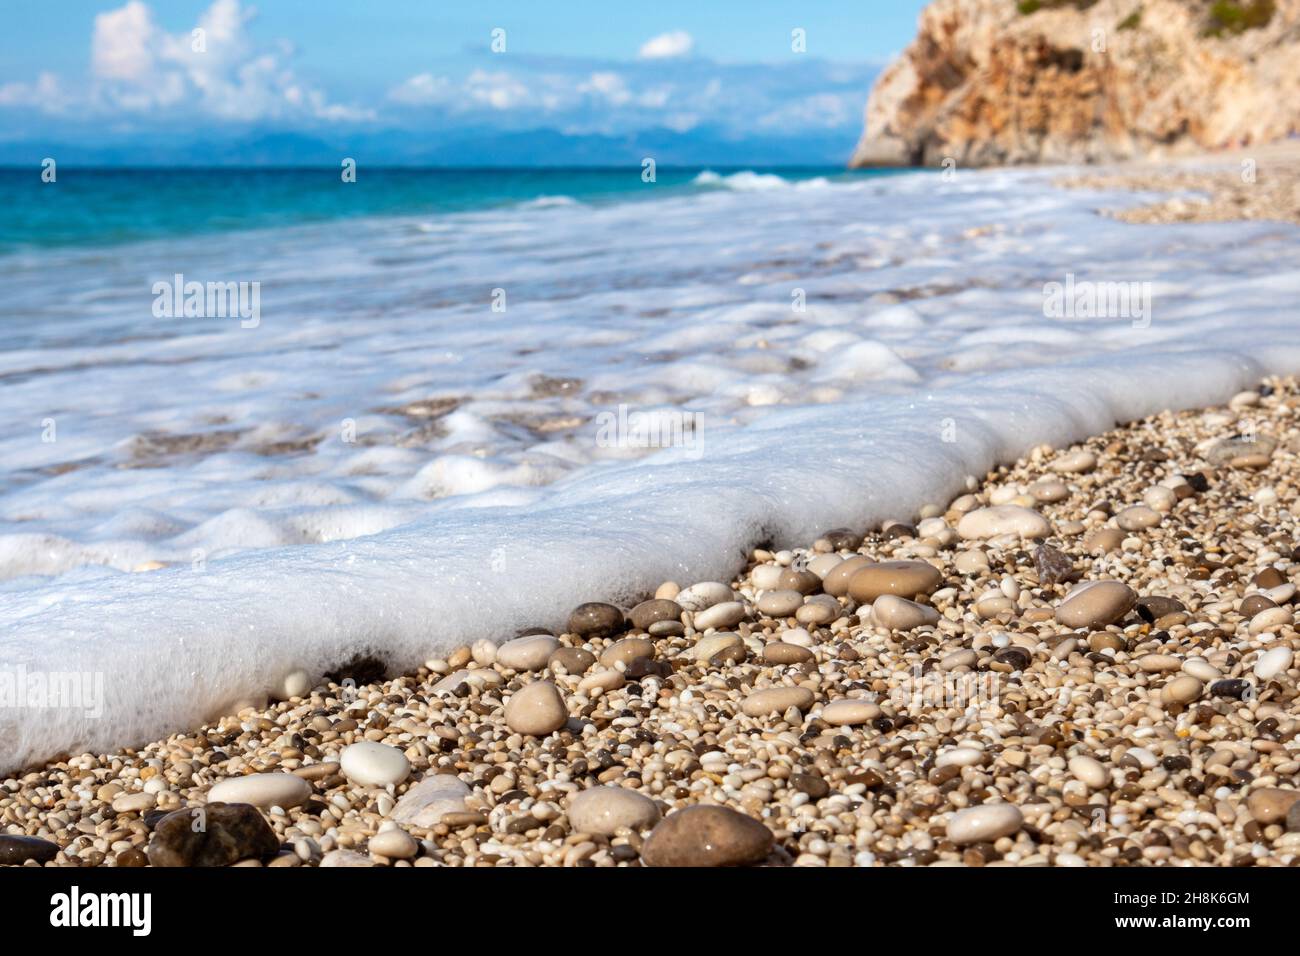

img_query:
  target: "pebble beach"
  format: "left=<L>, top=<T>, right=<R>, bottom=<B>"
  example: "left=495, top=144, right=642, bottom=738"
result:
left=4, top=372, right=1300, bottom=868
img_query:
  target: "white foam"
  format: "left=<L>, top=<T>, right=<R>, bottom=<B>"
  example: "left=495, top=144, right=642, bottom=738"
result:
left=2, top=165, right=1300, bottom=772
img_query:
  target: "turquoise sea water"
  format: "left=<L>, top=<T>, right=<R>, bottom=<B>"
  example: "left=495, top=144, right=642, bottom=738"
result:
left=0, top=166, right=901, bottom=253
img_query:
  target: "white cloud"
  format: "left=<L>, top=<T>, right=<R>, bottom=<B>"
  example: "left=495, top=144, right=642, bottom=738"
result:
left=638, top=30, right=694, bottom=60
left=0, top=72, right=72, bottom=112
left=5, top=0, right=372, bottom=122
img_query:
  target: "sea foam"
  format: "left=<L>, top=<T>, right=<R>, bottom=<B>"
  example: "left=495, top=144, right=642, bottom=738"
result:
left=1, top=166, right=1299, bottom=772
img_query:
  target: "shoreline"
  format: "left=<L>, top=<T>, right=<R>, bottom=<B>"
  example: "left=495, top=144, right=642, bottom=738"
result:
left=4, top=376, right=1298, bottom=867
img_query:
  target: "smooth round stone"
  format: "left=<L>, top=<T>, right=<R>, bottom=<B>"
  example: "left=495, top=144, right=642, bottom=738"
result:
left=0, top=834, right=59, bottom=865
left=953, top=550, right=990, bottom=574
left=778, top=568, right=822, bottom=594
left=694, top=601, right=746, bottom=630
left=795, top=600, right=838, bottom=626
left=756, top=589, right=803, bottom=617
left=598, top=637, right=655, bottom=668
left=1183, top=658, right=1221, bottom=682
left=1029, top=479, right=1068, bottom=503
left=567, top=786, right=661, bottom=836
left=548, top=646, right=596, bottom=675
left=208, top=772, right=312, bottom=810
left=1085, top=527, right=1123, bottom=553
left=1137, top=654, right=1181, bottom=673
left=822, top=556, right=873, bottom=597
left=1116, top=505, right=1161, bottom=531
left=694, top=632, right=742, bottom=661
left=742, top=686, right=814, bottom=717
left=1068, top=755, right=1108, bottom=789
left=1054, top=581, right=1136, bottom=628
left=807, top=553, right=845, bottom=578
left=1255, top=646, right=1293, bottom=680
left=1051, top=449, right=1096, bottom=474
left=946, top=804, right=1024, bottom=845
left=1247, top=788, right=1300, bottom=824
left=629, top=599, right=682, bottom=631
left=763, top=642, right=814, bottom=664
left=956, top=505, right=1050, bottom=540
left=274, top=669, right=311, bottom=701
left=112, top=791, right=155, bottom=813
left=939, top=649, right=977, bottom=670
left=936, top=747, right=984, bottom=769
left=1144, top=485, right=1178, bottom=511
left=495, top=634, right=560, bottom=671
left=750, top=564, right=784, bottom=590
left=1241, top=594, right=1277, bottom=617
left=392, top=773, right=471, bottom=827
left=568, top=602, right=625, bottom=638
left=641, top=805, right=773, bottom=867
left=1161, top=675, right=1203, bottom=706
left=847, top=560, right=942, bottom=603
left=820, top=698, right=880, bottom=726
left=872, top=594, right=940, bottom=631
left=504, top=681, right=568, bottom=736
left=340, top=742, right=411, bottom=787
left=369, top=828, right=418, bottom=859
left=675, top=582, right=734, bottom=612
left=1248, top=606, right=1293, bottom=635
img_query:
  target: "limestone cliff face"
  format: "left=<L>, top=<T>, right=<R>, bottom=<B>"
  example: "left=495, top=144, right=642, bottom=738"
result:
left=850, top=0, right=1300, bottom=167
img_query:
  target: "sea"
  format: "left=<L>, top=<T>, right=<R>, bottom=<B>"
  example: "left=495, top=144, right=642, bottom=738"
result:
left=2, top=162, right=1299, bottom=771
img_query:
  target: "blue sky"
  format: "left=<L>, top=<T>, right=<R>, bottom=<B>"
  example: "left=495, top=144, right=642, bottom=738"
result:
left=0, top=0, right=931, bottom=164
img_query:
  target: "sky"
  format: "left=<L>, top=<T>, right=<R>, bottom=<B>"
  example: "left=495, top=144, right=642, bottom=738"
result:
left=0, top=0, right=932, bottom=165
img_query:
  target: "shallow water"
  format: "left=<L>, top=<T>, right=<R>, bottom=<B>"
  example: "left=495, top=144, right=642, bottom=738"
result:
left=2, top=164, right=1299, bottom=772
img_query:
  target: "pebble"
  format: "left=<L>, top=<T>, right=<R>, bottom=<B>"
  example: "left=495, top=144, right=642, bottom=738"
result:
left=148, top=803, right=279, bottom=867
left=568, top=602, right=625, bottom=637
left=1246, top=788, right=1300, bottom=825
left=675, top=582, right=734, bottom=612
left=1116, top=505, right=1161, bottom=530
left=0, top=834, right=59, bottom=865
left=629, top=599, right=683, bottom=631
left=340, top=741, right=411, bottom=787
left=111, top=791, right=155, bottom=813
left=599, top=637, right=655, bottom=668
left=567, top=786, right=661, bottom=836
left=694, top=601, right=746, bottom=630
left=1068, top=756, right=1108, bottom=789
left=274, top=669, right=312, bottom=701
left=694, top=632, right=742, bottom=661
left=742, top=686, right=815, bottom=717
left=1054, top=580, right=1136, bottom=628
left=871, top=594, right=940, bottom=631
left=1051, top=449, right=1096, bottom=473
left=504, top=680, right=568, bottom=736
left=1254, top=646, right=1293, bottom=680
left=847, top=560, right=942, bottom=603
left=640, top=805, right=773, bottom=867
left=495, top=634, right=560, bottom=671
left=391, top=773, right=471, bottom=827
left=320, top=849, right=374, bottom=868
left=946, top=804, right=1024, bottom=845
left=822, top=556, right=873, bottom=597
left=1248, top=606, right=1292, bottom=635
left=763, top=642, right=814, bottom=664
left=820, top=698, right=881, bottom=726
left=548, top=646, right=596, bottom=675
left=369, top=828, right=418, bottom=859
left=956, top=505, right=1050, bottom=540
left=208, top=772, right=312, bottom=810
left=756, top=589, right=804, bottom=617
left=1161, top=675, right=1203, bottom=706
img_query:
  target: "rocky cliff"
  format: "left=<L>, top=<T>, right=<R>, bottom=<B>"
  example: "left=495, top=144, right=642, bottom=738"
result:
left=850, top=0, right=1300, bottom=167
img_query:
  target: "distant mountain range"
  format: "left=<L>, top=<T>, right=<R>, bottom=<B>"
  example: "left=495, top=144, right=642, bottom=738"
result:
left=0, top=124, right=863, bottom=168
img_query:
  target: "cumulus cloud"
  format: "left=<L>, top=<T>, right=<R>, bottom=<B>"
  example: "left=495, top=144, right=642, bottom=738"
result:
left=10, top=0, right=370, bottom=122
left=638, top=30, right=694, bottom=60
